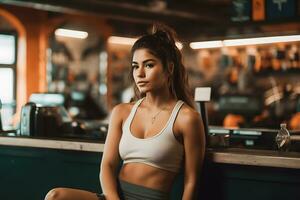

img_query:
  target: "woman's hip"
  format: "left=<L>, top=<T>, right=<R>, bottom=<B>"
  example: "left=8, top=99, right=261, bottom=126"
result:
left=118, top=179, right=169, bottom=200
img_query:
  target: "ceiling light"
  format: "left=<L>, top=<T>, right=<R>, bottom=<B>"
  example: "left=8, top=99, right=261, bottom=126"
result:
left=55, top=28, right=88, bottom=39
left=108, top=36, right=183, bottom=50
left=189, top=40, right=223, bottom=49
left=108, top=36, right=137, bottom=45
left=190, top=35, right=300, bottom=49
left=223, top=35, right=300, bottom=47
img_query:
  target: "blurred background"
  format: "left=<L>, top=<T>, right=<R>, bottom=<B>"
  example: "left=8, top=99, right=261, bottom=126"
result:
left=1, top=0, right=300, bottom=132
left=2, top=1, right=300, bottom=200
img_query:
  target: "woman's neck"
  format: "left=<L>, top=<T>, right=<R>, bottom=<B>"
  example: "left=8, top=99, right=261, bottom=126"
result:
left=144, top=90, right=176, bottom=109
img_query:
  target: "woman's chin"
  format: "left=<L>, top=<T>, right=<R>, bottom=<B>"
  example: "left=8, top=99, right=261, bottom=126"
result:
left=138, top=88, right=150, bottom=94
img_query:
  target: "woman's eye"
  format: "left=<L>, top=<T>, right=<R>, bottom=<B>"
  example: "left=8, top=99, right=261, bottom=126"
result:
left=132, top=64, right=139, bottom=69
left=145, top=63, right=154, bottom=68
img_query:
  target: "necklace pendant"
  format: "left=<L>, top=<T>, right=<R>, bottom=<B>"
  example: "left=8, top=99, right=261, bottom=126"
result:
left=151, top=117, right=155, bottom=124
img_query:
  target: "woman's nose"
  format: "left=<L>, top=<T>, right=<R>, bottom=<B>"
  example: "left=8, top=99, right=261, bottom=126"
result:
left=136, top=67, right=145, bottom=77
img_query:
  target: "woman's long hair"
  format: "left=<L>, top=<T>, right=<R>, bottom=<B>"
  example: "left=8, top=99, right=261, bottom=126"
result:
left=130, top=23, right=195, bottom=108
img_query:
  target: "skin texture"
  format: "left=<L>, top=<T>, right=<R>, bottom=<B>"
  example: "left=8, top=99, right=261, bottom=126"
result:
left=45, top=48, right=205, bottom=200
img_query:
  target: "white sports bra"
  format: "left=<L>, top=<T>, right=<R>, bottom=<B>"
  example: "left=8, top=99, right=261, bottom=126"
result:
left=119, top=98, right=184, bottom=173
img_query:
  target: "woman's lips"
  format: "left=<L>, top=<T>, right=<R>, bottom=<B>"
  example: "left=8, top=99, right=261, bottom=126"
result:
left=137, top=81, right=148, bottom=86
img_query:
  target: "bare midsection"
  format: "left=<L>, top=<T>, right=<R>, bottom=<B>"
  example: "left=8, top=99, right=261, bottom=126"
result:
left=118, top=163, right=177, bottom=192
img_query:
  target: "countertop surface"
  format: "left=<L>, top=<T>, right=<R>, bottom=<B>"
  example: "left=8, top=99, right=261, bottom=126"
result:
left=0, top=136, right=105, bottom=152
left=207, top=148, right=300, bottom=169
left=1, top=136, right=300, bottom=169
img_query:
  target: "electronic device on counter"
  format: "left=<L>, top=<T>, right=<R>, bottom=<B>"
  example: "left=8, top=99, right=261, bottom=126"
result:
left=19, top=101, right=107, bottom=140
left=218, top=94, right=263, bottom=119
left=18, top=93, right=108, bottom=140
left=29, top=93, right=65, bottom=107
left=208, top=126, right=278, bottom=150
left=20, top=102, right=72, bottom=137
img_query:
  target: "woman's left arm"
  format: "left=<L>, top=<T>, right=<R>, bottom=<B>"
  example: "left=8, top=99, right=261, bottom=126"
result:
left=180, top=109, right=206, bottom=200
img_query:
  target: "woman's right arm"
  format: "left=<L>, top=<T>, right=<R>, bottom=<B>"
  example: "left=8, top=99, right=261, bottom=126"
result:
left=100, top=104, right=126, bottom=200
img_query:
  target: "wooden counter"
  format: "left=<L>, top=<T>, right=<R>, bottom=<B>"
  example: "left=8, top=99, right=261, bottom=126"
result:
left=1, top=136, right=300, bottom=200
left=207, top=148, right=300, bottom=169
left=1, top=136, right=299, bottom=169
left=0, top=136, right=104, bottom=152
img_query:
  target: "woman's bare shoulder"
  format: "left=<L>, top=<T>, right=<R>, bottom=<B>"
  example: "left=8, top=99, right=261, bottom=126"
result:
left=110, top=102, right=135, bottom=121
left=112, top=102, right=134, bottom=112
left=177, top=104, right=202, bottom=129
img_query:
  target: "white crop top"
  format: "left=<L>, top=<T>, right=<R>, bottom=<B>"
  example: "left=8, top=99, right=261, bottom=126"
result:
left=119, top=98, right=184, bottom=173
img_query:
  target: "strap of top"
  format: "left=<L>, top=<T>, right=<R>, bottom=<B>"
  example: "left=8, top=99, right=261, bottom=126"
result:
left=124, top=98, right=184, bottom=131
left=124, top=98, right=144, bottom=128
left=166, top=100, right=184, bottom=128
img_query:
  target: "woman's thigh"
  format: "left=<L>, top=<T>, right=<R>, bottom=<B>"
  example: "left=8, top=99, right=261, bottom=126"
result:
left=45, top=187, right=102, bottom=200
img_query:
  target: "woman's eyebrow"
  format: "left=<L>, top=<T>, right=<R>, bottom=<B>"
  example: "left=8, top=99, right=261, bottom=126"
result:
left=132, top=59, right=156, bottom=64
left=143, top=59, right=156, bottom=64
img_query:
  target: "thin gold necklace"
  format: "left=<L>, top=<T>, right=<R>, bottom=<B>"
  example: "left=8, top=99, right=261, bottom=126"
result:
left=151, top=107, right=167, bottom=124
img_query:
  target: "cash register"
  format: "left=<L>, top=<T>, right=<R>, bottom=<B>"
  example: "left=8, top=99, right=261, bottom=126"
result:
left=207, top=93, right=278, bottom=150
left=193, top=88, right=300, bottom=151
left=19, top=93, right=107, bottom=140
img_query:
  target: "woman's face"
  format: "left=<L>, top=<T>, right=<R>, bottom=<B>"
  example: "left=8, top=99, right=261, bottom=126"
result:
left=132, top=48, right=168, bottom=94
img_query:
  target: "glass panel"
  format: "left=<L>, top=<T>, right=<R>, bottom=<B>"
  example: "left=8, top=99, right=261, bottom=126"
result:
left=1, top=103, right=15, bottom=130
left=0, top=34, right=15, bottom=65
left=0, top=68, right=14, bottom=130
left=0, top=68, right=14, bottom=103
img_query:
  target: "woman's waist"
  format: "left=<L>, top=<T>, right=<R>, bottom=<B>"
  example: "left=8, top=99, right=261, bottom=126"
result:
left=119, top=162, right=176, bottom=192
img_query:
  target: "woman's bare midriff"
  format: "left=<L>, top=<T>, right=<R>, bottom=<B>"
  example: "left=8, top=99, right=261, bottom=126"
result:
left=118, top=163, right=177, bottom=192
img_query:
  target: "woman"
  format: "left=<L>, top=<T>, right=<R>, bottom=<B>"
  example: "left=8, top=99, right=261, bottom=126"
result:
left=45, top=24, right=205, bottom=200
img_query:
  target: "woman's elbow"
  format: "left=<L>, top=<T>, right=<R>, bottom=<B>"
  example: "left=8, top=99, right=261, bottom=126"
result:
left=99, top=161, right=117, bottom=179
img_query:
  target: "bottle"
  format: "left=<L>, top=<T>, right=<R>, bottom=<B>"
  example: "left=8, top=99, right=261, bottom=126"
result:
left=275, top=123, right=290, bottom=151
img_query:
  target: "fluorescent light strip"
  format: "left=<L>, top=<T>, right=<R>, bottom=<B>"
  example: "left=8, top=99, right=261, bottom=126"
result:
left=108, top=36, right=137, bottom=45
left=224, top=35, right=300, bottom=47
left=55, top=28, right=88, bottom=39
left=190, top=35, right=300, bottom=49
left=190, top=40, right=223, bottom=49
left=108, top=36, right=183, bottom=49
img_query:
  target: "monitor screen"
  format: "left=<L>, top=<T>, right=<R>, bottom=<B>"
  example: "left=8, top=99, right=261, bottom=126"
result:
left=218, top=95, right=262, bottom=116
left=29, top=93, right=65, bottom=106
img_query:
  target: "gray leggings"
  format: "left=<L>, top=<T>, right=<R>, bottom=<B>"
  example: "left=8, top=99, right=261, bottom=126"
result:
left=119, top=180, right=169, bottom=200
left=97, top=180, right=169, bottom=200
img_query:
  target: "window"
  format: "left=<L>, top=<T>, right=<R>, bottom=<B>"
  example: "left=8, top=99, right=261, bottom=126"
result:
left=0, top=68, right=14, bottom=102
left=0, top=33, right=17, bottom=130
left=0, top=34, right=15, bottom=64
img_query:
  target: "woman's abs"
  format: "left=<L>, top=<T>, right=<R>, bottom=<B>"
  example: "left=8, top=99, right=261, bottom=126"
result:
left=118, top=163, right=176, bottom=192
